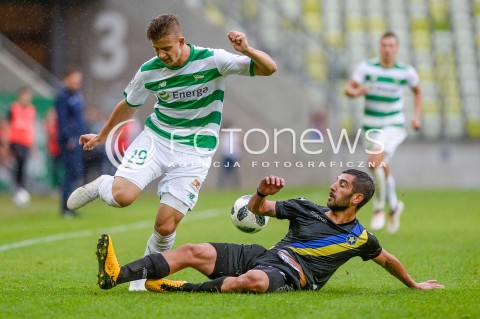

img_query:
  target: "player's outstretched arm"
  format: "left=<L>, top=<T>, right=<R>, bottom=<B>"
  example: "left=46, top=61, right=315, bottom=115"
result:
left=227, top=31, right=277, bottom=76
left=248, top=175, right=285, bottom=217
left=373, top=249, right=444, bottom=290
left=411, top=85, right=423, bottom=130
left=345, top=80, right=368, bottom=98
left=80, top=99, right=137, bottom=151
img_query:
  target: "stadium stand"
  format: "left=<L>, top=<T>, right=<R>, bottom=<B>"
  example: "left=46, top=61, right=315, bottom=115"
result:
left=195, top=0, right=480, bottom=140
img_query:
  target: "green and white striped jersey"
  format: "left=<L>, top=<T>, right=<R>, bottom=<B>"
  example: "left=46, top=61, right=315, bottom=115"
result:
left=351, top=58, right=419, bottom=130
left=124, top=44, right=254, bottom=155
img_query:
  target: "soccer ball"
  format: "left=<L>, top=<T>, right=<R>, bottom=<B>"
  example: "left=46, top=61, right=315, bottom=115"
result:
left=230, top=195, right=269, bottom=233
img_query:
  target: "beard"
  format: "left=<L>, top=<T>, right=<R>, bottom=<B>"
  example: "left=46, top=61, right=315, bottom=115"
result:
left=327, top=194, right=352, bottom=212
left=327, top=202, right=350, bottom=212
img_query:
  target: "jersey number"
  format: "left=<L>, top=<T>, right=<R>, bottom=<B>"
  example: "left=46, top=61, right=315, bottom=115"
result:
left=127, top=149, right=147, bottom=166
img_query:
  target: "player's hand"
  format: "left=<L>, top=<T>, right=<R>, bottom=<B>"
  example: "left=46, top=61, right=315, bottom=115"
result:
left=79, top=133, right=102, bottom=151
left=228, top=31, right=250, bottom=54
left=258, top=176, right=285, bottom=196
left=357, top=86, right=369, bottom=96
left=414, top=280, right=444, bottom=290
left=411, top=117, right=421, bottom=131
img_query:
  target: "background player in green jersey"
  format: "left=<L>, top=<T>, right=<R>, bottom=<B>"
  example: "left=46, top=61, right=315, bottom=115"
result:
left=67, top=13, right=277, bottom=290
left=345, top=31, right=423, bottom=234
left=94, top=169, right=443, bottom=293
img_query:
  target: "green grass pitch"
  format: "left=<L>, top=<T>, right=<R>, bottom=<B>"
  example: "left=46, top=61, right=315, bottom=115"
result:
left=0, top=186, right=479, bottom=319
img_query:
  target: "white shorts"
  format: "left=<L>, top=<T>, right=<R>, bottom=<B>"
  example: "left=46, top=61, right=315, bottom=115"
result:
left=115, top=127, right=212, bottom=214
left=363, top=126, right=407, bottom=162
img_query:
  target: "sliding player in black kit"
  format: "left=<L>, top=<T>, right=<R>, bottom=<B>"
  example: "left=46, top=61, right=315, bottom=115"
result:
left=95, top=169, right=443, bottom=293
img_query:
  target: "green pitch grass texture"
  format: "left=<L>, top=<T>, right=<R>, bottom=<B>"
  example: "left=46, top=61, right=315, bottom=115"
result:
left=0, top=187, right=478, bottom=319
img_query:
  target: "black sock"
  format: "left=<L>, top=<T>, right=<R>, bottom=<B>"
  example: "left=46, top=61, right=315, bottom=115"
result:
left=116, top=253, right=170, bottom=284
left=181, top=277, right=226, bottom=293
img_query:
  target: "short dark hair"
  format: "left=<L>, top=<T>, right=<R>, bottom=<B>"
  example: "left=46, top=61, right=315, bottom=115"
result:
left=18, top=86, right=31, bottom=95
left=381, top=31, right=398, bottom=43
left=63, top=66, right=82, bottom=79
left=146, top=13, right=181, bottom=41
left=342, top=169, right=375, bottom=210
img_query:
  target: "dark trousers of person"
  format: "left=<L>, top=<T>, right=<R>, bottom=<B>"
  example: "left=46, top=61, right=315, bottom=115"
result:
left=49, top=155, right=63, bottom=189
left=60, top=145, right=84, bottom=213
left=218, top=155, right=240, bottom=188
left=10, top=143, right=30, bottom=189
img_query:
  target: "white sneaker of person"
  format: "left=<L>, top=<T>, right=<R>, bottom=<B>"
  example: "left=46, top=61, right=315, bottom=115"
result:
left=370, top=211, right=385, bottom=231
left=129, top=279, right=147, bottom=291
left=12, top=188, right=31, bottom=207
left=67, top=175, right=109, bottom=211
left=387, top=201, right=404, bottom=235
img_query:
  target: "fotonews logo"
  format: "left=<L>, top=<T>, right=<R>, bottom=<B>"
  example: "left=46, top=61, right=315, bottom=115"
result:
left=169, top=127, right=385, bottom=156
left=105, top=121, right=386, bottom=170
left=105, top=120, right=156, bottom=169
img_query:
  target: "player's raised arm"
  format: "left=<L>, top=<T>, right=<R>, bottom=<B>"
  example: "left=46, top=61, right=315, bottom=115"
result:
left=80, top=99, right=137, bottom=151
left=373, top=248, right=444, bottom=290
left=345, top=80, right=368, bottom=98
left=227, top=31, right=277, bottom=76
left=248, top=175, right=285, bottom=217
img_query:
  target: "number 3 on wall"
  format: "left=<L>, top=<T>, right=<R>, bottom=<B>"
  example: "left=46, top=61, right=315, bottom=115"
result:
left=91, top=10, right=129, bottom=80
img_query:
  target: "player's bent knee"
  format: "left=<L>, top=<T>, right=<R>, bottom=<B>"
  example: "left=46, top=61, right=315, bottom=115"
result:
left=111, top=178, right=141, bottom=207
left=188, top=243, right=213, bottom=260
left=368, top=152, right=384, bottom=168
left=112, top=190, right=136, bottom=207
left=177, top=243, right=210, bottom=261
left=239, top=270, right=269, bottom=292
left=154, top=222, right=177, bottom=236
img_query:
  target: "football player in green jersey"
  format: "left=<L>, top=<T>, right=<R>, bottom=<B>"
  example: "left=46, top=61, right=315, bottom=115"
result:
left=345, top=31, right=423, bottom=234
left=68, top=13, right=277, bottom=291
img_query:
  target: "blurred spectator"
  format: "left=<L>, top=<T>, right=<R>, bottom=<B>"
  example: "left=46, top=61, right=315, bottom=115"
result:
left=44, top=107, right=62, bottom=191
left=309, top=109, right=327, bottom=139
left=83, top=107, right=107, bottom=183
left=55, top=67, right=85, bottom=218
left=7, top=86, right=36, bottom=207
left=0, top=116, right=10, bottom=168
left=217, top=121, right=242, bottom=188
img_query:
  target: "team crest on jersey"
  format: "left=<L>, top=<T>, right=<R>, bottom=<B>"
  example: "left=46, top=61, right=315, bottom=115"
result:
left=346, top=234, right=357, bottom=245
left=159, top=81, right=167, bottom=88
left=193, top=75, right=204, bottom=81
left=191, top=178, right=202, bottom=191
left=158, top=91, right=170, bottom=100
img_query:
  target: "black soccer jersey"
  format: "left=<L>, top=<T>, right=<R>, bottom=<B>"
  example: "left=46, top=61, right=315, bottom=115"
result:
left=272, top=198, right=382, bottom=290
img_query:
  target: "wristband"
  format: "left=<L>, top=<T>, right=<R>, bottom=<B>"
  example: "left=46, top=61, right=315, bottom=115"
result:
left=256, top=189, right=267, bottom=198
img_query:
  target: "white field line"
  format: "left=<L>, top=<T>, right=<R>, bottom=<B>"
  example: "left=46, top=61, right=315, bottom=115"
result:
left=0, top=208, right=223, bottom=253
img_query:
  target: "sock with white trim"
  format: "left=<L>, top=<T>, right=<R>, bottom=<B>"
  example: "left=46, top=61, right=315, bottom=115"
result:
left=144, top=229, right=176, bottom=255
left=372, top=167, right=386, bottom=212
left=98, top=175, right=121, bottom=208
left=386, top=173, right=399, bottom=212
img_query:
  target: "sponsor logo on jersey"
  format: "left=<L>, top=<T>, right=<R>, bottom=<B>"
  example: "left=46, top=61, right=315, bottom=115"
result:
left=172, top=87, right=209, bottom=99
left=158, top=88, right=209, bottom=101
left=159, top=81, right=167, bottom=88
left=308, top=210, right=327, bottom=223
left=193, top=75, right=204, bottom=81
left=158, top=91, right=170, bottom=100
